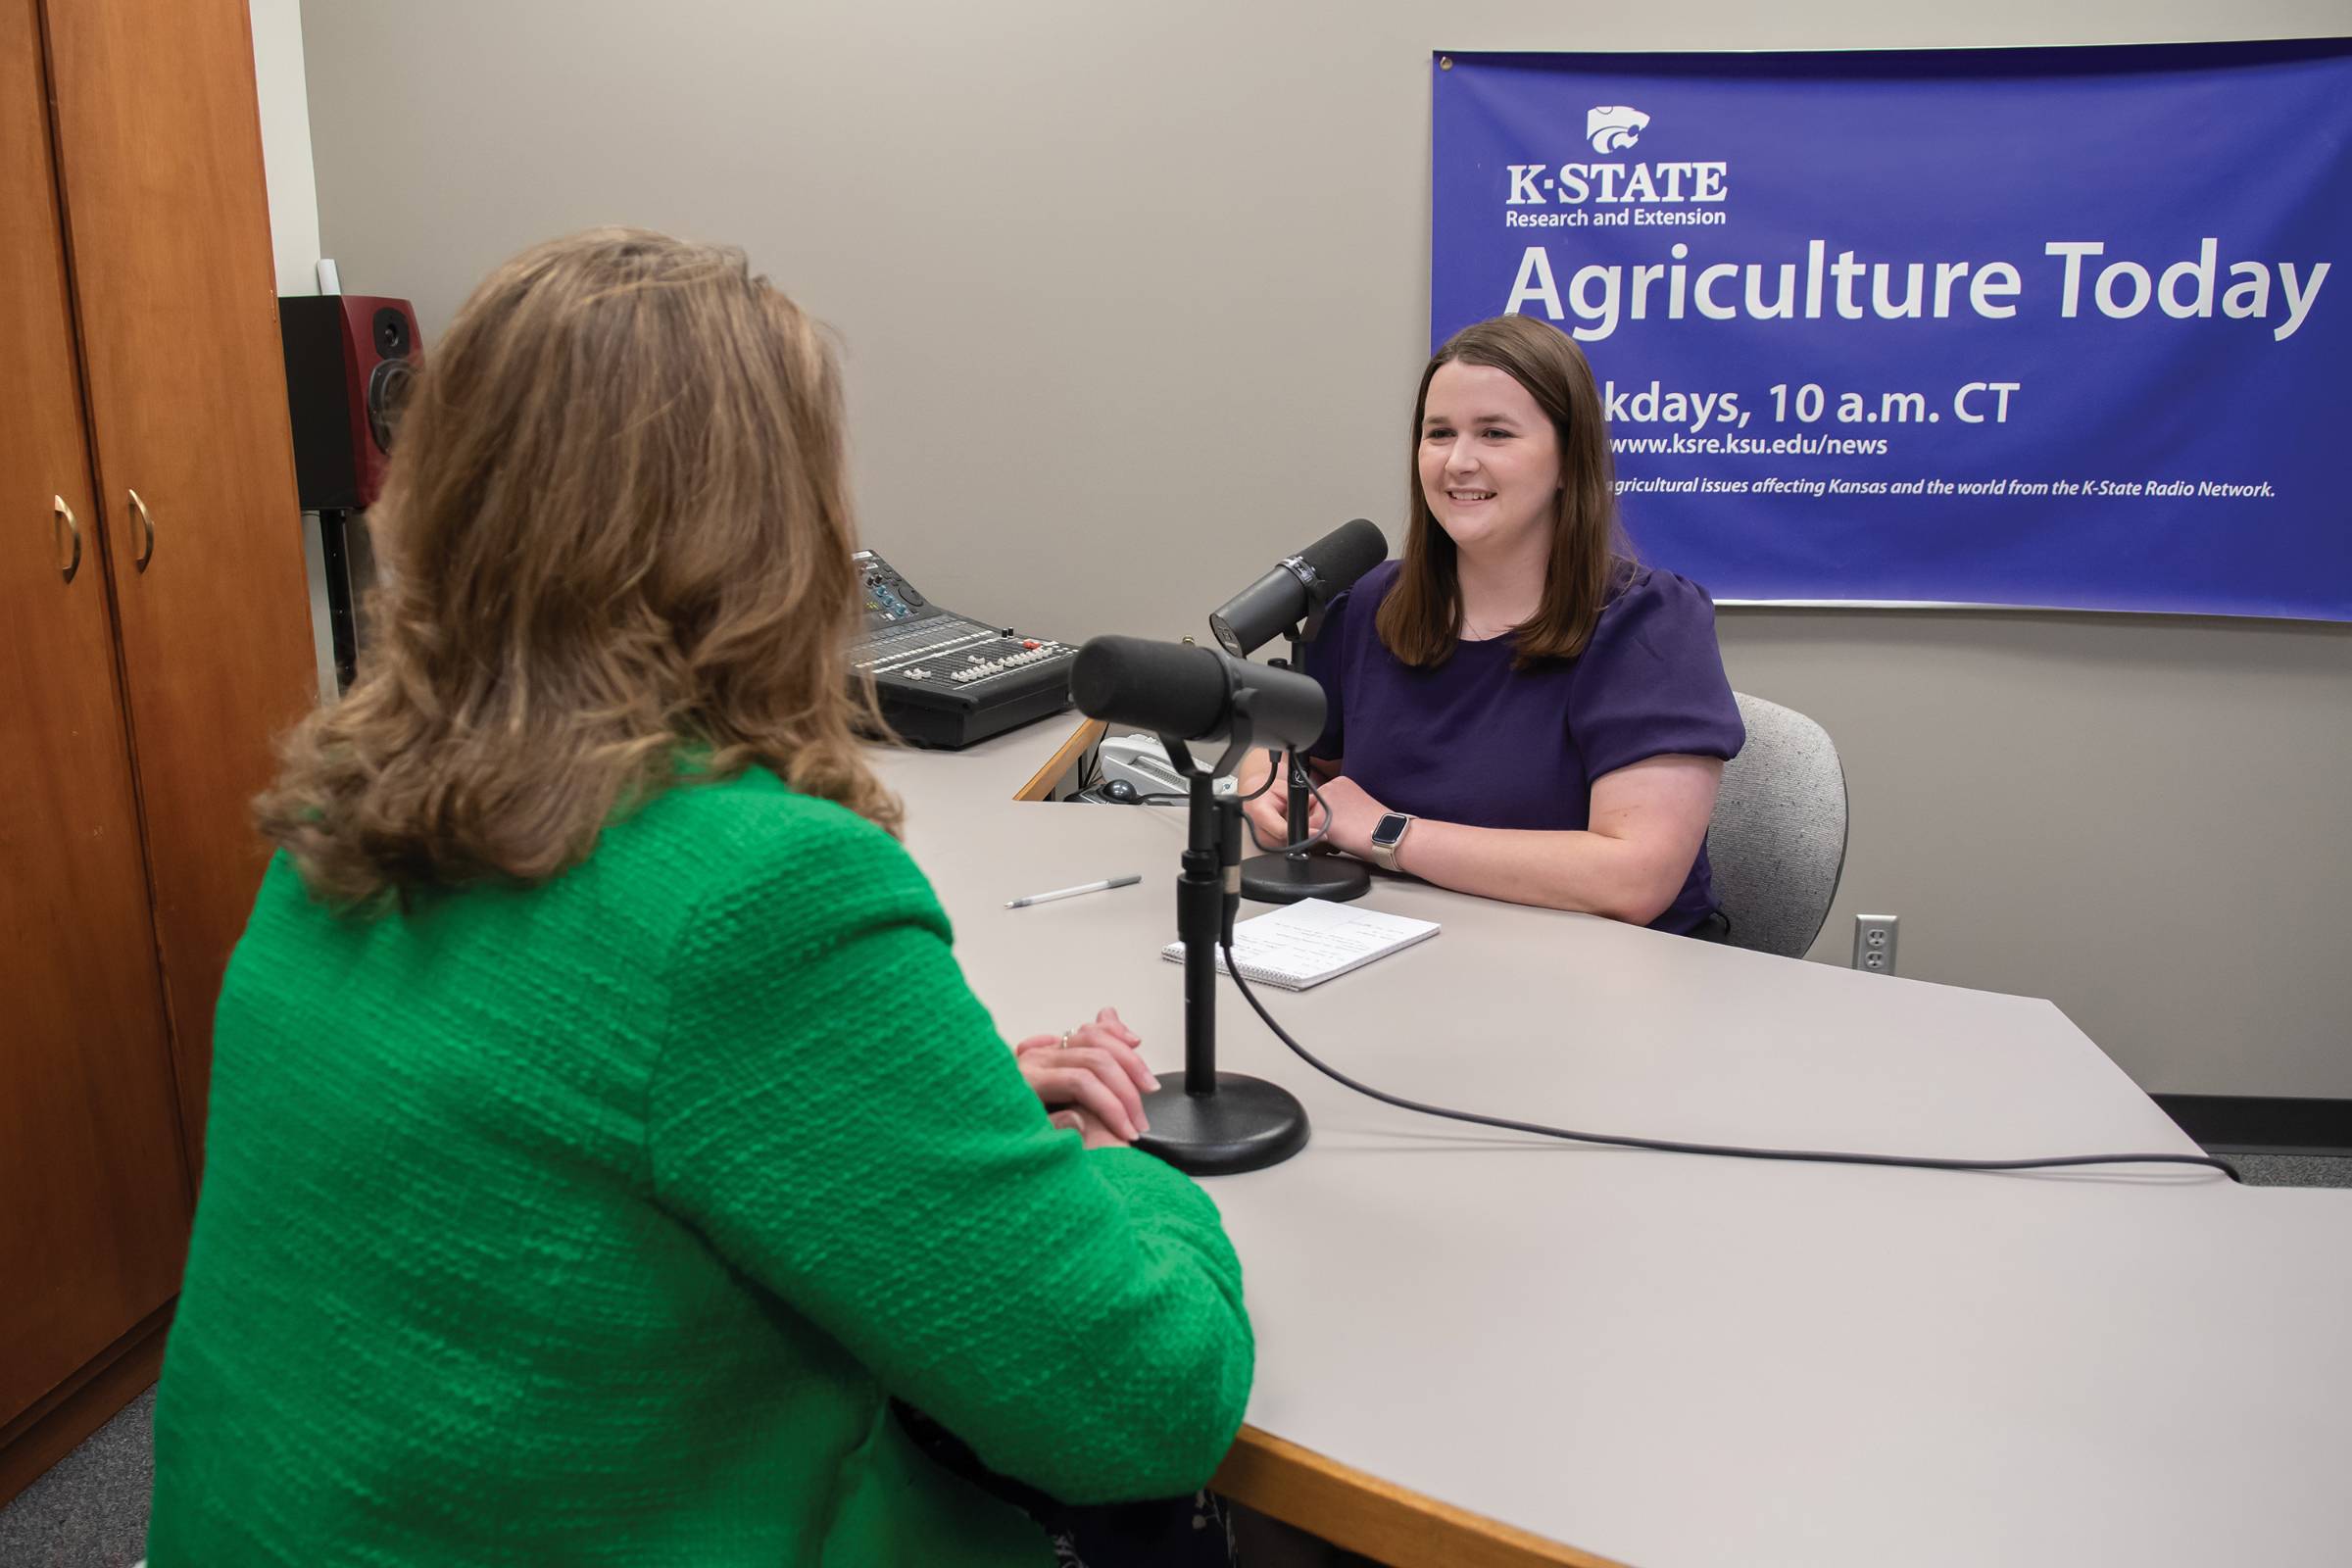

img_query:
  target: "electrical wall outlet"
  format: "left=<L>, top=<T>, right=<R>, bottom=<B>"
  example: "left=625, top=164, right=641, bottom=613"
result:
left=1852, top=913, right=1899, bottom=975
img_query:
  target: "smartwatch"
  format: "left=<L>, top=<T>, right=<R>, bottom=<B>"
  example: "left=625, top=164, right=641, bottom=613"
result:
left=1368, top=811, right=1414, bottom=872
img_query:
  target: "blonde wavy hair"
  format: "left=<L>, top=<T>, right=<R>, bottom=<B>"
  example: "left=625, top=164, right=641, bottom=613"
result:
left=259, top=228, right=900, bottom=907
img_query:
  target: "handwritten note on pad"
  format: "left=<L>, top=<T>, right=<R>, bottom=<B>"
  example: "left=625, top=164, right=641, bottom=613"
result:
left=1159, top=898, right=1441, bottom=990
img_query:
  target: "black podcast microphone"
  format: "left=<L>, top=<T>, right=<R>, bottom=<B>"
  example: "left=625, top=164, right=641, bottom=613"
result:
left=1201, top=520, right=1387, bottom=908
left=1070, top=637, right=1320, bottom=941
left=1207, top=518, right=1388, bottom=658
left=1066, top=635, right=1320, bottom=1175
left=1069, top=636, right=1326, bottom=757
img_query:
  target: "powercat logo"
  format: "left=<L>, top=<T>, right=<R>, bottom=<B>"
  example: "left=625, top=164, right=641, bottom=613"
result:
left=1505, top=107, right=1730, bottom=211
left=1587, top=105, right=1648, bottom=154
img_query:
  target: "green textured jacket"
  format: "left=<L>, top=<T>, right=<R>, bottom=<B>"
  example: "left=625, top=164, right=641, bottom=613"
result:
left=147, top=768, right=1252, bottom=1564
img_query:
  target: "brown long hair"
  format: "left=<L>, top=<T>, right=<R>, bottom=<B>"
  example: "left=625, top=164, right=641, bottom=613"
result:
left=257, top=227, right=900, bottom=908
left=1374, top=315, right=1632, bottom=667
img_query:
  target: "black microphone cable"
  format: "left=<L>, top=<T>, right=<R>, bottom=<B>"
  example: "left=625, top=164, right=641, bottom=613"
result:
left=1242, top=765, right=1333, bottom=856
left=1130, top=762, right=1275, bottom=808
left=1130, top=757, right=1337, bottom=857
left=1218, top=940, right=2240, bottom=1182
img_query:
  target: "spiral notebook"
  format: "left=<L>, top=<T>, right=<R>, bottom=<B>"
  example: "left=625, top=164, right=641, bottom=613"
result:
left=1159, top=898, right=1441, bottom=991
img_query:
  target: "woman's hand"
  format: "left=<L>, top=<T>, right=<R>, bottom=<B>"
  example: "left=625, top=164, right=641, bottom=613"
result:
left=1311, top=775, right=1392, bottom=860
left=1014, top=1006, right=1160, bottom=1147
left=1232, top=747, right=1326, bottom=851
left=1043, top=1105, right=1124, bottom=1150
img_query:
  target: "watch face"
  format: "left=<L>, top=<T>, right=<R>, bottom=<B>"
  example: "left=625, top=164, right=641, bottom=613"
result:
left=1373, top=812, right=1410, bottom=846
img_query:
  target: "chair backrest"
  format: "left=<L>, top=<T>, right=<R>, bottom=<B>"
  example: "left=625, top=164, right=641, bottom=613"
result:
left=1705, top=693, right=1848, bottom=957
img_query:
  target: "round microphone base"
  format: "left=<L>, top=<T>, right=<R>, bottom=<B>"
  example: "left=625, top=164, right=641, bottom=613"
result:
left=1134, top=1074, right=1309, bottom=1176
left=1239, top=850, right=1370, bottom=906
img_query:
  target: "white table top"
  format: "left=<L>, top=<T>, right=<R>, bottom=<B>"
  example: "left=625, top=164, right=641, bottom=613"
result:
left=876, top=728, right=2352, bottom=1568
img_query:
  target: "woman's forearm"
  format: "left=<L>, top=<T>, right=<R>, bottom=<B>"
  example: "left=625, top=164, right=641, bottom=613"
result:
left=1392, top=818, right=1687, bottom=925
left=1326, top=755, right=1721, bottom=926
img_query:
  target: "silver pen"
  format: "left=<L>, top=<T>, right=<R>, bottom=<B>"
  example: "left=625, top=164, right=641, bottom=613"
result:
left=1005, top=873, right=1143, bottom=909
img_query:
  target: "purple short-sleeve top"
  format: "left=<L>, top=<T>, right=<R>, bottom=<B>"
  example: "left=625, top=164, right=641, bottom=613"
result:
left=1304, top=561, right=1745, bottom=935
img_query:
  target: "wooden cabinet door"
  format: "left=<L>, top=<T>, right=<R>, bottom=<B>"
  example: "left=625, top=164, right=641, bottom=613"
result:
left=43, top=0, right=317, bottom=1166
left=0, top=0, right=191, bottom=1426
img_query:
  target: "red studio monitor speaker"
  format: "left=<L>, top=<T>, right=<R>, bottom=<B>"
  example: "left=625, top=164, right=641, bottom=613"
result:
left=278, top=294, right=420, bottom=513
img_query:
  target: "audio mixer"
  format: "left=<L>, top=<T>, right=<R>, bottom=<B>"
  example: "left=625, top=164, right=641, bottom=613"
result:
left=850, top=551, right=1077, bottom=749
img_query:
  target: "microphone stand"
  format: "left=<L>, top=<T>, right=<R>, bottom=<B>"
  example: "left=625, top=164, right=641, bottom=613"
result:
left=1238, top=616, right=1370, bottom=906
left=1134, top=731, right=1309, bottom=1176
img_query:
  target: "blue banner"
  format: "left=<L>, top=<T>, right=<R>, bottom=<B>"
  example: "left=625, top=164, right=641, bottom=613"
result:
left=1431, top=43, right=2352, bottom=619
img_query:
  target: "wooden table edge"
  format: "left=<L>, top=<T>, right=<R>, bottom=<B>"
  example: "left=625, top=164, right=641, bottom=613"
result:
left=1213, top=1425, right=1627, bottom=1568
left=1012, top=716, right=1105, bottom=802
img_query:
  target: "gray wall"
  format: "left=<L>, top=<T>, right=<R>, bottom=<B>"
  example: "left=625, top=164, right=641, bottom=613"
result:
left=300, top=0, right=2351, bottom=1097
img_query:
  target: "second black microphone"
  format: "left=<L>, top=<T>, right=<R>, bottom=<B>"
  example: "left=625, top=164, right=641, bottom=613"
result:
left=1207, top=518, right=1388, bottom=659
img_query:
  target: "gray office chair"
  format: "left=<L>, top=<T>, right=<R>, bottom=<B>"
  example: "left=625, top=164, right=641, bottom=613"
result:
left=1704, top=693, right=1848, bottom=957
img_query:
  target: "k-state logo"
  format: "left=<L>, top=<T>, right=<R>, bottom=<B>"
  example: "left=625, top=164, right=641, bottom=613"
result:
left=1586, top=105, right=1648, bottom=154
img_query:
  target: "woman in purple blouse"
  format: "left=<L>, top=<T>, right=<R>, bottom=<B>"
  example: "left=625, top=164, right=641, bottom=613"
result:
left=1238, top=316, right=1745, bottom=937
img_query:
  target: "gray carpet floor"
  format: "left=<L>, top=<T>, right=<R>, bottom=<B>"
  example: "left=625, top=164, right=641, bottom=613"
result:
left=8, top=1154, right=2345, bottom=1564
left=2223, top=1152, right=2352, bottom=1187
left=0, top=1387, right=153, bottom=1567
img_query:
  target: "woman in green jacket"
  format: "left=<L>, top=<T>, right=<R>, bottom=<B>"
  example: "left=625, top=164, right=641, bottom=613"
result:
left=145, top=229, right=1252, bottom=1566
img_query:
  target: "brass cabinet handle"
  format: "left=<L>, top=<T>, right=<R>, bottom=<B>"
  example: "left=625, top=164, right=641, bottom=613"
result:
left=127, top=487, right=155, bottom=571
left=53, top=495, right=83, bottom=583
